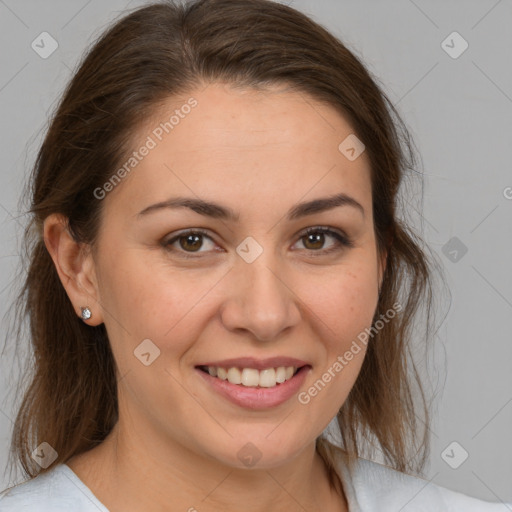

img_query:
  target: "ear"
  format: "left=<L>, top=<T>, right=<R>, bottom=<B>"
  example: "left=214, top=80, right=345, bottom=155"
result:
left=43, top=213, right=104, bottom=326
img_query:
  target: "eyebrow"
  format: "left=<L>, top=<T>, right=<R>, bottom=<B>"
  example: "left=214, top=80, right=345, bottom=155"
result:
left=136, top=192, right=365, bottom=222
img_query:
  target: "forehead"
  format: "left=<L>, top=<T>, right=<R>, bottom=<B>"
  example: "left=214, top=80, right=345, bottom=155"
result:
left=104, top=82, right=372, bottom=218
left=145, top=82, right=360, bottom=155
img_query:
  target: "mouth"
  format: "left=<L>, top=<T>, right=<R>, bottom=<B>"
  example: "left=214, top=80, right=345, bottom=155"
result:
left=196, top=364, right=305, bottom=388
left=195, top=363, right=312, bottom=410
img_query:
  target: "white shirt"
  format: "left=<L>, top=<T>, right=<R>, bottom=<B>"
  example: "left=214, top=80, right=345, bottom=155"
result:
left=0, top=451, right=509, bottom=511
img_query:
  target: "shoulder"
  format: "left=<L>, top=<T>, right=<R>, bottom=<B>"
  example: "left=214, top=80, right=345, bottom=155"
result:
left=331, top=447, right=510, bottom=511
left=0, top=464, right=109, bottom=512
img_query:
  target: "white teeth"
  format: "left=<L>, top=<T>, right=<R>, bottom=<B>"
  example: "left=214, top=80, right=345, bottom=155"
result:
left=227, top=367, right=242, bottom=384
left=275, top=366, right=286, bottom=383
left=204, top=365, right=298, bottom=387
left=258, top=368, right=276, bottom=388
left=241, top=368, right=259, bottom=387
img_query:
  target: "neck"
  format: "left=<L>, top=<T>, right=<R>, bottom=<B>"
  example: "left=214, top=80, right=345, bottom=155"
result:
left=67, top=420, right=347, bottom=512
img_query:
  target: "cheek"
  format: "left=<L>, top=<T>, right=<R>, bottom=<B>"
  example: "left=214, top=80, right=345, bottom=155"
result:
left=296, top=259, right=378, bottom=400
left=294, top=270, right=376, bottom=418
left=97, top=240, right=379, bottom=368
left=302, top=261, right=379, bottom=345
left=97, top=250, right=220, bottom=354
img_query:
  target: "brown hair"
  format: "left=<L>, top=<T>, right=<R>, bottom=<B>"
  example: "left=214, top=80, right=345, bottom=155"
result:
left=3, top=0, right=444, bottom=491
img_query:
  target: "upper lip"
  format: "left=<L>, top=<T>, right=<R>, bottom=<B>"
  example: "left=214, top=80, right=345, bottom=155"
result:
left=196, top=356, right=311, bottom=371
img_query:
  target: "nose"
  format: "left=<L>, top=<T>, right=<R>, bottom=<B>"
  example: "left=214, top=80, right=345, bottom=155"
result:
left=219, top=251, right=301, bottom=342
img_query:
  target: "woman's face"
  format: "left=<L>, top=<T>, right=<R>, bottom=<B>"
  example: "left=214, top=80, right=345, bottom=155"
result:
left=90, top=82, right=385, bottom=469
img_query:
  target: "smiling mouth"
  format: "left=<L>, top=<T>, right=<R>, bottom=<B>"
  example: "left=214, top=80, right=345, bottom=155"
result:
left=196, top=365, right=305, bottom=388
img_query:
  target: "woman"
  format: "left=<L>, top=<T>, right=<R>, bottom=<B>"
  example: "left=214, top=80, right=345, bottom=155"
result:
left=0, top=1, right=508, bottom=510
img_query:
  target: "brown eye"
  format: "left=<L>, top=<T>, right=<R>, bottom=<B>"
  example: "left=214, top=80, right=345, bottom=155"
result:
left=302, top=232, right=326, bottom=250
left=178, top=233, right=203, bottom=252
left=294, top=227, right=354, bottom=255
left=163, top=229, right=217, bottom=258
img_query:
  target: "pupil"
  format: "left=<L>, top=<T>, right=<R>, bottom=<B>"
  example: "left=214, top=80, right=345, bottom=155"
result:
left=181, top=234, right=202, bottom=252
left=306, top=233, right=324, bottom=250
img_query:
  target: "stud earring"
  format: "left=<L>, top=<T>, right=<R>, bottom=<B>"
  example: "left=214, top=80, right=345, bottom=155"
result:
left=80, top=307, right=92, bottom=321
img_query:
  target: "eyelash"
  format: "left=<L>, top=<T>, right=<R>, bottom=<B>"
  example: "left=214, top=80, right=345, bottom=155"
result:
left=162, top=226, right=354, bottom=260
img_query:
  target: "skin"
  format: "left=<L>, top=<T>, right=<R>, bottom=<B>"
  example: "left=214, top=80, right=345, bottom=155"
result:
left=44, top=82, right=386, bottom=512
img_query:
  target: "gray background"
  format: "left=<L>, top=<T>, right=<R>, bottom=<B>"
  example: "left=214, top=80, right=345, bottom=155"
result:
left=0, top=0, right=511, bottom=505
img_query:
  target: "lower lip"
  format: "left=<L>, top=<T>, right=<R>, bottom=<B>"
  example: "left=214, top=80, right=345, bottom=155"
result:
left=195, top=366, right=311, bottom=410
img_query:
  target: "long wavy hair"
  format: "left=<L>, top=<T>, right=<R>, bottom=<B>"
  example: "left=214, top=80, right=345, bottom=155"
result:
left=2, top=0, right=445, bottom=491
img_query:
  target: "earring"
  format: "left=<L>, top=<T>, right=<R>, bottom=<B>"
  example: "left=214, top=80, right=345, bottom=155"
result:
left=80, top=307, right=92, bottom=321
